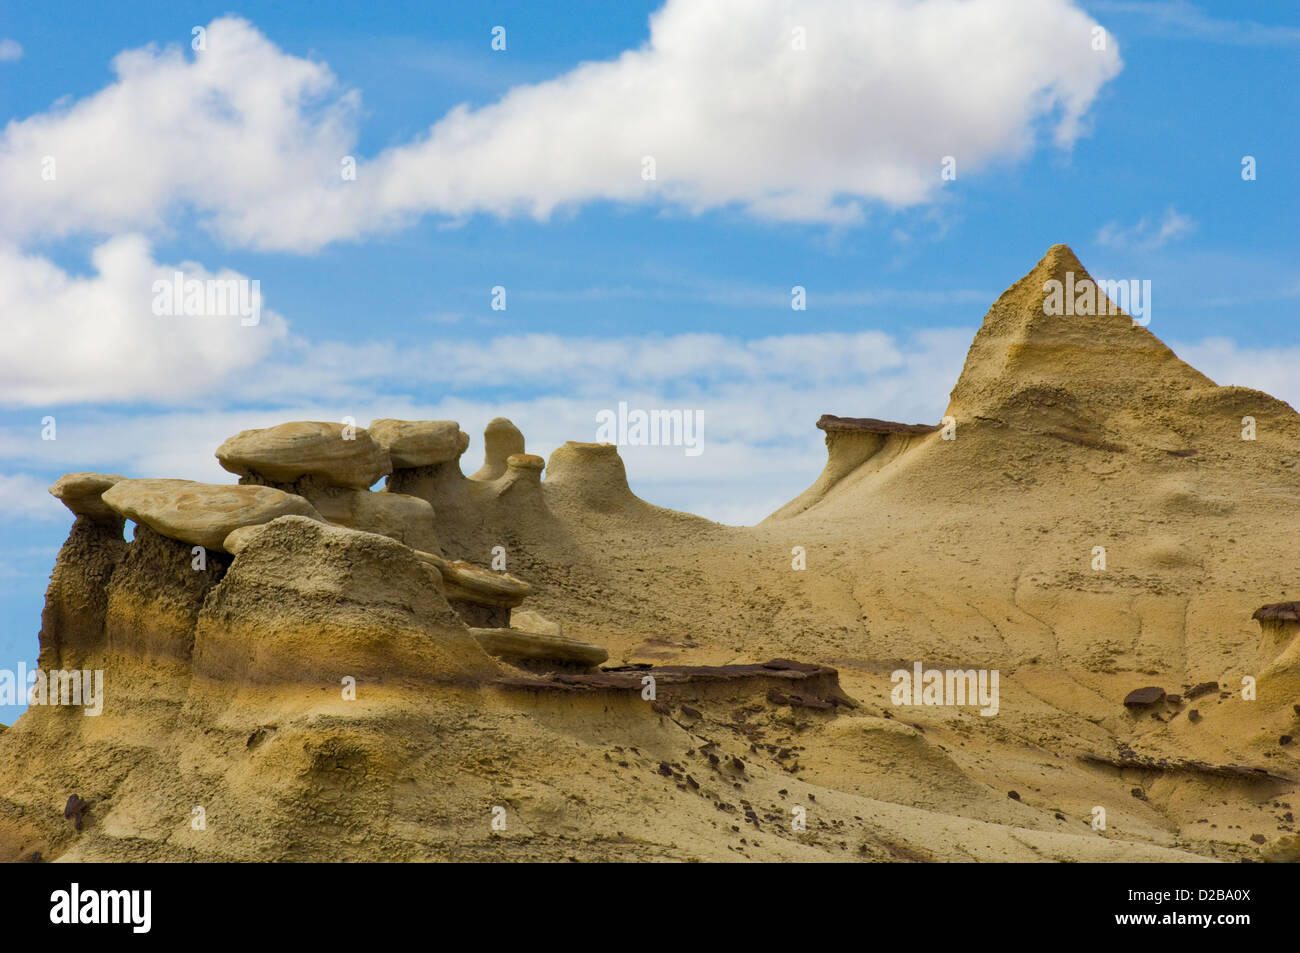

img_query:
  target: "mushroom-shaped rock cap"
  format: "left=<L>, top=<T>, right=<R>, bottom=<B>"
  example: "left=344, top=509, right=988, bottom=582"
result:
left=1253, top=602, right=1300, bottom=623
left=49, top=472, right=126, bottom=521
left=216, top=421, right=390, bottom=489
left=506, top=453, right=545, bottom=478
left=368, top=419, right=470, bottom=469
left=507, top=453, right=544, bottom=470
left=102, top=478, right=322, bottom=551
left=816, top=415, right=940, bottom=435
left=471, top=417, right=526, bottom=481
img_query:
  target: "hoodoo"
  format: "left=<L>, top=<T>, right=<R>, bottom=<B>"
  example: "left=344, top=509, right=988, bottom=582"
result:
left=48, top=473, right=126, bottom=524
left=471, top=417, right=526, bottom=482
left=368, top=419, right=470, bottom=469
left=218, top=421, right=440, bottom=552
left=216, top=420, right=391, bottom=489
left=1255, top=602, right=1300, bottom=659
left=765, top=416, right=940, bottom=521
left=6, top=245, right=1300, bottom=864
left=544, top=442, right=640, bottom=512
left=102, top=479, right=322, bottom=552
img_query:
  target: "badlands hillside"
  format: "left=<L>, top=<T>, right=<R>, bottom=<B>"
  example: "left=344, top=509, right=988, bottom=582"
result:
left=2, top=245, right=1299, bottom=862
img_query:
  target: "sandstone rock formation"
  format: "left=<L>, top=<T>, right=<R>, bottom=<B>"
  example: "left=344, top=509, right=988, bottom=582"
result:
left=102, top=479, right=322, bottom=552
left=217, top=421, right=391, bottom=489
left=193, top=516, right=499, bottom=686
left=544, top=442, right=640, bottom=512
left=414, top=550, right=532, bottom=627
left=217, top=421, right=441, bottom=552
left=469, top=627, right=609, bottom=669
left=1254, top=602, right=1300, bottom=658
left=368, top=419, right=470, bottom=469
left=470, top=417, right=526, bottom=482
left=48, top=472, right=125, bottom=523
left=766, top=416, right=939, bottom=521
left=510, top=608, right=562, bottom=637
left=305, top=485, right=440, bottom=554
left=4, top=244, right=1298, bottom=864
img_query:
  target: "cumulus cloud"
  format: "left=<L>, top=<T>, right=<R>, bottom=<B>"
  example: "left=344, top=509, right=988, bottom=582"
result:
left=362, top=0, right=1120, bottom=230
left=1096, top=206, right=1195, bottom=251
left=0, top=1, right=1127, bottom=521
left=0, top=236, right=287, bottom=405
left=0, top=39, right=22, bottom=62
left=0, top=21, right=356, bottom=246
left=1, top=2, right=1122, bottom=250
left=0, top=473, right=65, bottom=521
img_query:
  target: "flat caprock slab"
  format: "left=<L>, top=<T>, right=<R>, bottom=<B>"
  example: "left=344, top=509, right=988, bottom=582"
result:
left=495, top=658, right=858, bottom=709
left=816, top=415, right=940, bottom=435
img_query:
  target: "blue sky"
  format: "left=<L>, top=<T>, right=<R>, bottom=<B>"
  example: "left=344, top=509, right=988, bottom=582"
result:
left=0, top=0, right=1297, bottom=721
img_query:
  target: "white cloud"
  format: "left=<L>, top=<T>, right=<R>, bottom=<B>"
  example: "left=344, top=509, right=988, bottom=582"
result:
left=0, top=473, right=65, bottom=521
left=1, top=3, right=1122, bottom=250
left=0, top=21, right=357, bottom=246
left=1089, top=2, right=1300, bottom=46
left=185, top=326, right=977, bottom=423
left=1170, top=337, right=1300, bottom=411
left=1096, top=206, right=1195, bottom=251
left=0, top=4, right=1121, bottom=417
left=5, top=328, right=1299, bottom=527
left=0, top=236, right=287, bottom=405
left=0, top=326, right=974, bottom=524
left=0, top=39, right=21, bottom=62
left=363, top=0, right=1119, bottom=231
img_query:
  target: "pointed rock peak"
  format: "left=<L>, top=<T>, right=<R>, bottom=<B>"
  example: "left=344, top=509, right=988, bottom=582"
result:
left=1033, top=243, right=1087, bottom=282
left=945, top=244, right=1210, bottom=424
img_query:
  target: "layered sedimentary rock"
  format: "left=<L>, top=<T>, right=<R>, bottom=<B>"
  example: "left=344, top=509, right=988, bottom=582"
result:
left=385, top=425, right=481, bottom=555
left=469, top=627, right=609, bottom=669
left=1254, top=602, right=1300, bottom=658
left=944, top=244, right=1213, bottom=425
left=302, top=484, right=440, bottom=554
left=218, top=421, right=441, bottom=552
left=103, top=523, right=232, bottom=670
left=766, top=416, right=940, bottom=521
left=7, top=245, right=1300, bottom=863
left=194, top=517, right=498, bottom=686
left=510, top=608, right=562, bottom=637
left=415, top=550, right=532, bottom=627
left=37, top=516, right=128, bottom=671
left=503, top=453, right=543, bottom=483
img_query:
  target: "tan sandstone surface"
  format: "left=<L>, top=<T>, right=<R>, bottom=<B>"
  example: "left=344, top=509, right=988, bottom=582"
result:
left=1, top=245, right=1298, bottom=862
